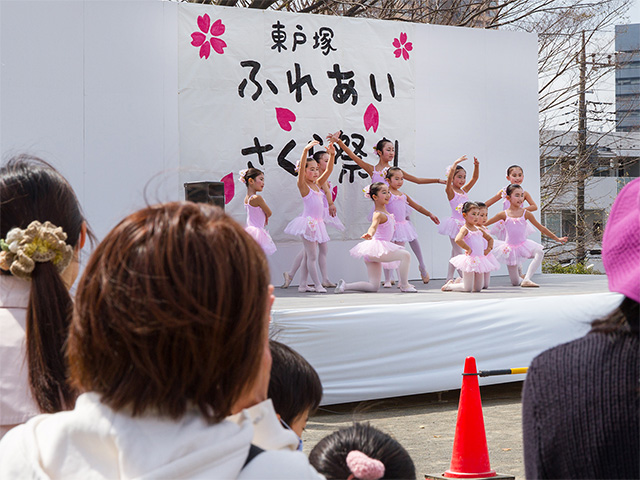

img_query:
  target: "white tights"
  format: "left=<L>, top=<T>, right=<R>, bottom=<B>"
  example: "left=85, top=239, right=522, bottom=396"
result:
left=343, top=250, right=411, bottom=292
left=289, top=242, right=331, bottom=286
left=445, top=271, right=484, bottom=292
left=384, top=238, right=428, bottom=282
left=299, top=239, right=326, bottom=292
left=507, top=248, right=543, bottom=286
left=446, top=238, right=464, bottom=281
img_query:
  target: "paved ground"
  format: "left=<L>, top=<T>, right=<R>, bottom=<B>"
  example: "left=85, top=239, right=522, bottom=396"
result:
left=302, top=382, right=525, bottom=480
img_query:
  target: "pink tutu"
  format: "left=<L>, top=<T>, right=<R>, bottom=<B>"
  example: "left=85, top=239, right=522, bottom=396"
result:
left=450, top=252, right=500, bottom=274
left=284, top=215, right=330, bottom=243
left=392, top=219, right=418, bottom=242
left=350, top=239, right=403, bottom=269
left=324, top=211, right=345, bottom=231
left=493, top=239, right=542, bottom=266
left=438, top=217, right=464, bottom=239
left=245, top=226, right=277, bottom=256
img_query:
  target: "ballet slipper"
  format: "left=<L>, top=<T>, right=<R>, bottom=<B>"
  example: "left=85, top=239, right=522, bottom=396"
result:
left=400, top=284, right=418, bottom=293
left=281, top=272, right=292, bottom=289
left=383, top=281, right=393, bottom=288
left=419, top=267, right=430, bottom=284
left=315, top=286, right=328, bottom=293
left=322, top=280, right=337, bottom=288
left=298, top=285, right=316, bottom=293
left=441, top=280, right=454, bottom=292
left=334, top=279, right=346, bottom=294
left=521, top=279, right=539, bottom=288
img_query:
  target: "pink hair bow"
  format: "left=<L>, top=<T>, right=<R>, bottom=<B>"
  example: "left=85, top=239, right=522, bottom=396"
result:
left=346, top=450, right=385, bottom=480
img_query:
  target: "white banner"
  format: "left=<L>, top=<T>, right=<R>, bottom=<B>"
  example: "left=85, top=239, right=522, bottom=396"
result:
left=178, top=5, right=416, bottom=240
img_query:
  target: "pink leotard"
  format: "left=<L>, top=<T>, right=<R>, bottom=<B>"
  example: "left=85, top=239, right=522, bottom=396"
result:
left=284, top=187, right=330, bottom=243
left=387, top=193, right=418, bottom=242
left=244, top=201, right=276, bottom=256
left=371, top=166, right=390, bottom=185
left=492, top=212, right=542, bottom=266
left=449, top=229, right=500, bottom=273
left=350, top=213, right=404, bottom=269
left=438, top=190, right=468, bottom=239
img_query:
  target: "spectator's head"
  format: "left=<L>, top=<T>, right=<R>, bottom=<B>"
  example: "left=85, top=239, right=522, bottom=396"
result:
left=602, top=178, right=639, bottom=303
left=309, top=423, right=415, bottom=480
left=0, top=155, right=90, bottom=413
left=67, top=202, right=272, bottom=423
left=268, top=340, right=322, bottom=436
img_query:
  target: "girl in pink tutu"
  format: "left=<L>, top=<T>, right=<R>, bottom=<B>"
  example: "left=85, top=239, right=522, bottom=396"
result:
left=335, top=182, right=416, bottom=294
left=442, top=201, right=499, bottom=292
left=241, top=167, right=276, bottom=256
left=384, top=167, right=440, bottom=286
left=485, top=165, right=537, bottom=241
left=486, top=184, right=567, bottom=287
left=282, top=149, right=341, bottom=290
left=437, top=155, right=478, bottom=282
left=284, top=140, right=335, bottom=293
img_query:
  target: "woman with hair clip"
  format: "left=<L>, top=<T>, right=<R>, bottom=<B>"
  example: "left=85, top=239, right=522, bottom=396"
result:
left=522, top=178, right=639, bottom=479
left=0, top=202, right=323, bottom=479
left=0, top=155, right=89, bottom=439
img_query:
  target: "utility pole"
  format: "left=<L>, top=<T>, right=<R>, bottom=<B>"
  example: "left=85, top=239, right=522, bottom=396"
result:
left=576, top=31, right=587, bottom=262
left=575, top=32, right=616, bottom=263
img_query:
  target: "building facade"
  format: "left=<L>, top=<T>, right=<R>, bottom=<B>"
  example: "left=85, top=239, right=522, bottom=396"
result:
left=615, top=24, right=640, bottom=132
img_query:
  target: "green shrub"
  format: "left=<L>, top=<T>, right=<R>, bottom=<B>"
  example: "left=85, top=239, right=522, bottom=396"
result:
left=542, top=261, right=603, bottom=274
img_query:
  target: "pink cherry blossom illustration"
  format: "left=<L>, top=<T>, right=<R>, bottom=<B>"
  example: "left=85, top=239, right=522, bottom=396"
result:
left=393, top=32, right=413, bottom=60
left=220, top=172, right=234, bottom=204
left=275, top=107, right=297, bottom=131
left=191, top=14, right=227, bottom=59
left=364, top=103, right=379, bottom=133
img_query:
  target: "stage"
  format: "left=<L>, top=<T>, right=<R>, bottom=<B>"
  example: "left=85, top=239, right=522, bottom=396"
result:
left=270, top=274, right=621, bottom=405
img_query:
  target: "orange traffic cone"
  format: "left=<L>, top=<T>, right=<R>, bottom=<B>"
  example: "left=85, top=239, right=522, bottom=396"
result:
left=443, top=356, right=496, bottom=478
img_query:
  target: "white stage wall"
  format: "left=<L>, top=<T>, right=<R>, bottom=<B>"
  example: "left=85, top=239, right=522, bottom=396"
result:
left=1, top=0, right=539, bottom=284
left=272, top=292, right=623, bottom=405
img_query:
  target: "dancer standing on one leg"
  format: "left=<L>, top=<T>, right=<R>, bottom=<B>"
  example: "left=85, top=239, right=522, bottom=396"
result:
left=486, top=184, right=567, bottom=288
left=384, top=167, right=440, bottom=286
left=335, top=182, right=416, bottom=294
left=284, top=140, right=335, bottom=293
left=241, top=167, right=276, bottom=256
left=441, top=202, right=499, bottom=292
left=282, top=149, right=342, bottom=289
left=437, top=155, right=479, bottom=282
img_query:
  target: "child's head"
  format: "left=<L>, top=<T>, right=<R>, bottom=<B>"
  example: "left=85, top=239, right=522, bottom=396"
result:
left=268, top=340, right=322, bottom=437
left=374, top=139, right=395, bottom=163
left=304, top=157, right=320, bottom=181
left=506, top=165, right=524, bottom=185
left=369, top=182, right=390, bottom=204
left=313, top=150, right=330, bottom=173
left=309, top=422, right=415, bottom=480
left=475, top=201, right=488, bottom=225
left=68, top=202, right=272, bottom=424
left=241, top=167, right=264, bottom=191
left=448, top=164, right=466, bottom=188
left=461, top=201, right=481, bottom=225
left=385, top=167, right=403, bottom=189
left=505, top=184, right=524, bottom=206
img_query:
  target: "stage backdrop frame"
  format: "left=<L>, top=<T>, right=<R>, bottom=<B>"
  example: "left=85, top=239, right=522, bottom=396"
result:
left=1, top=0, right=538, bottom=284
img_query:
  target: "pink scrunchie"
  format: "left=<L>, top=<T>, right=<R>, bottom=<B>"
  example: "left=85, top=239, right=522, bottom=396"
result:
left=346, top=450, right=385, bottom=480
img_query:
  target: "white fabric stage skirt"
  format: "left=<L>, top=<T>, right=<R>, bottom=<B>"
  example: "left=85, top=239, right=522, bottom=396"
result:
left=271, top=292, right=623, bottom=405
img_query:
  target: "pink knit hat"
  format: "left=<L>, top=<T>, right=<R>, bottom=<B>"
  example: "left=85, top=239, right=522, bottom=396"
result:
left=602, top=178, right=640, bottom=303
